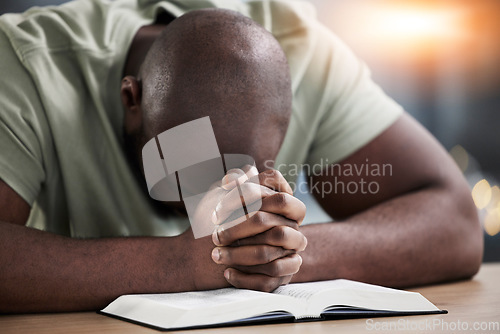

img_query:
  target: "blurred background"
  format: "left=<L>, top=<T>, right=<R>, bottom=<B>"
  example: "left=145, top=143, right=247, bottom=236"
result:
left=305, top=0, right=500, bottom=262
left=1, top=0, right=499, bottom=261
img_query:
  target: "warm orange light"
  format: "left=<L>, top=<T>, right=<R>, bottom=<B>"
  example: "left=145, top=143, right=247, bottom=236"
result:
left=365, top=7, right=463, bottom=42
left=331, top=3, right=469, bottom=58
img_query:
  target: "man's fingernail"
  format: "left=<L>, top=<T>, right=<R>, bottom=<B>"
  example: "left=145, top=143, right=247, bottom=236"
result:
left=224, top=269, right=231, bottom=281
left=221, top=173, right=248, bottom=190
left=212, top=248, right=221, bottom=263
left=221, top=172, right=238, bottom=190
left=221, top=180, right=235, bottom=191
left=211, top=210, right=218, bottom=225
left=212, top=228, right=222, bottom=246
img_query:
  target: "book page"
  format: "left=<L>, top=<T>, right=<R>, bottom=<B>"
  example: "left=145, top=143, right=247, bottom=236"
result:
left=102, top=288, right=302, bottom=329
left=101, top=280, right=441, bottom=329
left=274, top=279, right=404, bottom=301
left=274, top=279, right=440, bottom=317
left=136, top=288, right=271, bottom=310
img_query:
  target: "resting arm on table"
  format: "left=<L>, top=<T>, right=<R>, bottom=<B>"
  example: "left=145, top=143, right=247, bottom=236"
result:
left=0, top=172, right=304, bottom=313
left=291, top=113, right=483, bottom=287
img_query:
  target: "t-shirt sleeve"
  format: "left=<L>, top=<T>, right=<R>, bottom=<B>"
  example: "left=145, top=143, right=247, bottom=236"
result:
left=304, top=21, right=403, bottom=167
left=0, top=31, right=45, bottom=206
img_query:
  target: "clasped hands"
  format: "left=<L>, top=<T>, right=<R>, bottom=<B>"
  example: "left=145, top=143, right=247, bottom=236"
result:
left=192, top=166, right=307, bottom=292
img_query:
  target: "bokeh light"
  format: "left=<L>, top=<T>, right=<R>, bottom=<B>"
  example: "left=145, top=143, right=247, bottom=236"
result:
left=484, top=209, right=500, bottom=237
left=484, top=186, right=500, bottom=236
left=487, top=186, right=500, bottom=212
left=471, top=179, right=492, bottom=210
left=449, top=145, right=500, bottom=237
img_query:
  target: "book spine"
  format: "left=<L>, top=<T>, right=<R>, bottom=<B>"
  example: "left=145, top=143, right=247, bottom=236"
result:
left=295, top=315, right=322, bottom=321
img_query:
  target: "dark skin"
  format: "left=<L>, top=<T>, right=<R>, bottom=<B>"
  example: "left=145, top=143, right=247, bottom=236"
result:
left=122, top=9, right=304, bottom=291
left=0, top=9, right=482, bottom=313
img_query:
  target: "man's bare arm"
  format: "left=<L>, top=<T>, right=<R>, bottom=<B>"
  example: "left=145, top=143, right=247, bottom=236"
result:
left=292, top=113, right=483, bottom=287
left=0, top=182, right=219, bottom=312
left=0, top=220, right=202, bottom=313
left=0, top=175, right=305, bottom=313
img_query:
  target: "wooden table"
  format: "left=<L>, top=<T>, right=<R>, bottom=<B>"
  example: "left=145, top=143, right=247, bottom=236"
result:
left=2, top=264, right=499, bottom=333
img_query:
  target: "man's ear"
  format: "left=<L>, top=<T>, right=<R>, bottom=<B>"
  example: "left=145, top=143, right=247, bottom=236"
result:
left=121, top=76, right=142, bottom=135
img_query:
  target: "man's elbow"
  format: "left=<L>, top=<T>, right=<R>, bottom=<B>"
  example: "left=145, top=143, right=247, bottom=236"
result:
left=448, top=182, right=483, bottom=280
left=460, top=216, right=483, bottom=280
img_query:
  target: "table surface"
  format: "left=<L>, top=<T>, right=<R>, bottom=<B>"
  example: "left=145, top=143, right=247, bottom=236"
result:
left=2, top=263, right=499, bottom=334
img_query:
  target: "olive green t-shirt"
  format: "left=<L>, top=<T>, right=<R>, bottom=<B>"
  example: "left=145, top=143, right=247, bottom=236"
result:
left=0, top=0, right=402, bottom=237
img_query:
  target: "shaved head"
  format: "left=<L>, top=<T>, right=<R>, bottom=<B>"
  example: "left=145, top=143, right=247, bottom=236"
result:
left=125, top=8, right=292, bottom=171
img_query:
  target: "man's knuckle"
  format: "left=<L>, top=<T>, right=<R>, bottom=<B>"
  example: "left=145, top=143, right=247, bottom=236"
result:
left=271, top=226, right=287, bottom=242
left=261, top=170, right=278, bottom=186
left=273, top=192, right=288, bottom=208
left=275, top=246, right=289, bottom=261
left=260, top=246, right=271, bottom=262
left=268, top=260, right=282, bottom=277
left=251, top=211, right=266, bottom=226
left=252, top=246, right=262, bottom=262
left=255, top=245, right=274, bottom=263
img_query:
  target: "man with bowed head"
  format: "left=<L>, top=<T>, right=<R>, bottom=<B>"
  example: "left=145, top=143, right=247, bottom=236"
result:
left=0, top=0, right=482, bottom=313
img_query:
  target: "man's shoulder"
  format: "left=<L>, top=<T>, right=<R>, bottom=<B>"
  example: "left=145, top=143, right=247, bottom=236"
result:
left=0, top=0, right=98, bottom=44
left=1, top=0, right=147, bottom=56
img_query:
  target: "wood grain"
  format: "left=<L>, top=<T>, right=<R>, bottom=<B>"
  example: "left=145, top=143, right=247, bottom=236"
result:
left=1, top=264, right=499, bottom=334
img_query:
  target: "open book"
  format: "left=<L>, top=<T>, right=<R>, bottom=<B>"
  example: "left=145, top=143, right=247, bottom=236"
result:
left=100, top=279, right=446, bottom=331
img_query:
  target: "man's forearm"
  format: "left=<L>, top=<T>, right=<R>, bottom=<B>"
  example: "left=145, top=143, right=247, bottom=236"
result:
left=0, top=222, right=202, bottom=313
left=292, top=185, right=483, bottom=287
